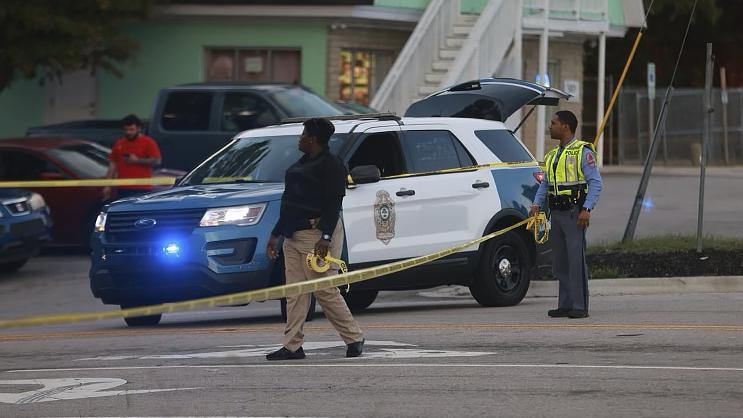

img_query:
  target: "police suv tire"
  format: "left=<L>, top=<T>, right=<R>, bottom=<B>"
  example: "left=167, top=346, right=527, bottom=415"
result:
left=341, top=289, right=378, bottom=312
left=120, top=305, right=162, bottom=327
left=0, top=259, right=28, bottom=273
left=280, top=295, right=317, bottom=322
left=470, top=230, right=531, bottom=307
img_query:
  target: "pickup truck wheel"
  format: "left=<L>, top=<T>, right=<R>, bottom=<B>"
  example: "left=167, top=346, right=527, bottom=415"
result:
left=341, top=289, right=378, bottom=312
left=280, top=295, right=317, bottom=322
left=470, top=230, right=531, bottom=307
left=0, top=259, right=28, bottom=273
left=121, top=305, right=162, bottom=327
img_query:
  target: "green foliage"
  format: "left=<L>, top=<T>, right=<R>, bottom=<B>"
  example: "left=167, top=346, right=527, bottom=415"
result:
left=585, top=0, right=734, bottom=88
left=588, top=234, right=743, bottom=254
left=0, top=0, right=156, bottom=92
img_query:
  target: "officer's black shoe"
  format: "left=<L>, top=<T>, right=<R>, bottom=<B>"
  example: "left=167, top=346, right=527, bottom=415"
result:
left=346, top=339, right=365, bottom=358
left=548, top=308, right=570, bottom=318
left=266, top=346, right=306, bottom=361
left=567, top=310, right=589, bottom=319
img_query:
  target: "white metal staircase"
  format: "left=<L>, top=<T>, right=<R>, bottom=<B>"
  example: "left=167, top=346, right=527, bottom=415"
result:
left=371, top=0, right=522, bottom=115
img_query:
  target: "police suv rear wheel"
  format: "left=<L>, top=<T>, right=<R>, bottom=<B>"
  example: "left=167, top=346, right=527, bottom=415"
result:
left=341, top=289, right=378, bottom=312
left=470, top=230, right=531, bottom=307
left=120, top=305, right=162, bottom=327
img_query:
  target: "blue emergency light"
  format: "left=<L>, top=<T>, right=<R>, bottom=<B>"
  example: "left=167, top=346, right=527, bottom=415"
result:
left=163, top=242, right=181, bottom=256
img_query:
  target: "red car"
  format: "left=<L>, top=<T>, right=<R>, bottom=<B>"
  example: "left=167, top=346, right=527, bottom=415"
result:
left=0, top=137, right=184, bottom=246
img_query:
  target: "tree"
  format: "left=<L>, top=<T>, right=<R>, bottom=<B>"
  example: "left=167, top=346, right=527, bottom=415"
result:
left=585, top=0, right=723, bottom=88
left=0, top=0, right=156, bottom=92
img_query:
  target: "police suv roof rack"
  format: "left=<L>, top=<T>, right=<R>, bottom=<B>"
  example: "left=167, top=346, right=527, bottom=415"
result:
left=280, top=112, right=401, bottom=124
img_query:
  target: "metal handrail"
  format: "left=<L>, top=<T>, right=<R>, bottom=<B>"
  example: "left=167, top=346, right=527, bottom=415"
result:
left=443, top=0, right=520, bottom=87
left=370, top=0, right=460, bottom=114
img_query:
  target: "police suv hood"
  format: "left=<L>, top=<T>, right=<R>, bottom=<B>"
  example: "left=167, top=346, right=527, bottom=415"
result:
left=106, top=183, right=284, bottom=213
left=405, top=78, right=571, bottom=122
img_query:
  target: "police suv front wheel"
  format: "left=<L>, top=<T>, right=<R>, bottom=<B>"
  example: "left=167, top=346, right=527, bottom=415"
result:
left=470, top=230, right=531, bottom=307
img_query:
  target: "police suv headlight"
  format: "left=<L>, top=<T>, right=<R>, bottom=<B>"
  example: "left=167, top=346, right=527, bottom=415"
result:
left=200, top=203, right=267, bottom=227
left=94, top=212, right=107, bottom=232
left=28, top=192, right=47, bottom=210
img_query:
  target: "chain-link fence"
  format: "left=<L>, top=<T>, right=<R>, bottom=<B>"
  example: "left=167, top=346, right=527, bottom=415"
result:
left=615, top=87, right=743, bottom=165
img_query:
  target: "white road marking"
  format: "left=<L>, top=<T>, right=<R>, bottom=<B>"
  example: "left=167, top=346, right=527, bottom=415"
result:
left=0, top=378, right=200, bottom=404
left=8, top=363, right=743, bottom=373
left=75, top=340, right=416, bottom=361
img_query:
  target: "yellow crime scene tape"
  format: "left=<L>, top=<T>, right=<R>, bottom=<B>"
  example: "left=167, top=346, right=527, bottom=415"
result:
left=0, top=213, right=549, bottom=329
left=0, top=177, right=178, bottom=188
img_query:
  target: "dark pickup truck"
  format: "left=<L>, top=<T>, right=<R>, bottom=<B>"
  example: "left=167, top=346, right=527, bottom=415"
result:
left=27, top=83, right=344, bottom=171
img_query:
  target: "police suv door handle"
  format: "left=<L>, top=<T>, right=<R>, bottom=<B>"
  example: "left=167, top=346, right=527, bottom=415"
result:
left=396, top=189, right=415, bottom=197
left=472, top=181, right=490, bottom=189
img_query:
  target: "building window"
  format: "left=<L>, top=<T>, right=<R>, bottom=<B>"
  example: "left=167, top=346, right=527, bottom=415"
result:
left=205, top=48, right=301, bottom=83
left=339, top=50, right=392, bottom=106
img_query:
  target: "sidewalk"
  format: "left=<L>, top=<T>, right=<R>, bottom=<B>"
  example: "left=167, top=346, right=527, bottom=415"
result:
left=600, top=165, right=743, bottom=178
left=527, top=276, right=743, bottom=298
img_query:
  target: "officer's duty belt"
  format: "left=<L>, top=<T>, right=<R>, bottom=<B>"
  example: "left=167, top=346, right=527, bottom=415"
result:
left=548, top=187, right=587, bottom=211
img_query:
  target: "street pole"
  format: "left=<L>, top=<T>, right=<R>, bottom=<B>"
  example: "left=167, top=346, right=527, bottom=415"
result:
left=720, top=66, right=730, bottom=165
left=535, top=0, right=550, bottom=160
left=647, top=63, right=656, bottom=160
left=697, top=43, right=714, bottom=253
left=596, top=32, right=606, bottom=166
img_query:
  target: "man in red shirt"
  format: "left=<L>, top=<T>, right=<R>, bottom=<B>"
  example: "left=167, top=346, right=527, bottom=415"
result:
left=103, top=114, right=162, bottom=200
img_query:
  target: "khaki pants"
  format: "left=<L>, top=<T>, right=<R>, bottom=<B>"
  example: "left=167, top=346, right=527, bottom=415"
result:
left=282, top=221, right=363, bottom=351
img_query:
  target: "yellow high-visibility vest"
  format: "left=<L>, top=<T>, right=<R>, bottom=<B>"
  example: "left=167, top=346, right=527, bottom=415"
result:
left=544, top=139, right=594, bottom=196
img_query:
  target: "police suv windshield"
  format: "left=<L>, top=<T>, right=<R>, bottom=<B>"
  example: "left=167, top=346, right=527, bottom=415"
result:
left=181, top=134, right=349, bottom=185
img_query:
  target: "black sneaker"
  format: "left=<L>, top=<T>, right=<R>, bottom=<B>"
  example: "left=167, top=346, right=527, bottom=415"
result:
left=266, top=346, right=306, bottom=361
left=567, top=310, right=589, bottom=319
left=548, top=308, right=570, bottom=318
left=346, top=339, right=365, bottom=358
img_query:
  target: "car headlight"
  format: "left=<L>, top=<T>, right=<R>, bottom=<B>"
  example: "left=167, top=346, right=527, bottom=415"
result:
left=28, top=192, right=47, bottom=211
left=200, top=203, right=266, bottom=227
left=94, top=212, right=107, bottom=232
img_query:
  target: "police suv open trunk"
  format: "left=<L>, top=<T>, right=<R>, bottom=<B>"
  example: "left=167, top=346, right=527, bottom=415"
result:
left=404, top=78, right=571, bottom=127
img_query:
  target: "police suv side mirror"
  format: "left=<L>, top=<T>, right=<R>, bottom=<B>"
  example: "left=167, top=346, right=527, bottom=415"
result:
left=349, top=165, right=381, bottom=185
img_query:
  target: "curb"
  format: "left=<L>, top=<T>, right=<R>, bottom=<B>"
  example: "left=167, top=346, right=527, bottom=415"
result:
left=527, top=276, right=743, bottom=298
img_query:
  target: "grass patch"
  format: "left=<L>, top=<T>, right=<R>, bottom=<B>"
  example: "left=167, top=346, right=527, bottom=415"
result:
left=589, top=265, right=621, bottom=279
left=588, top=234, right=743, bottom=254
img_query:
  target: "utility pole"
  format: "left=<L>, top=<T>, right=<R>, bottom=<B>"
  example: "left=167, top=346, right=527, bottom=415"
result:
left=697, top=43, right=714, bottom=253
left=535, top=0, right=550, bottom=160
left=720, top=67, right=730, bottom=165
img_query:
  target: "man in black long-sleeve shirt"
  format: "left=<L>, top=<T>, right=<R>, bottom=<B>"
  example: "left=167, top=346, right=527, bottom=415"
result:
left=265, top=118, right=364, bottom=361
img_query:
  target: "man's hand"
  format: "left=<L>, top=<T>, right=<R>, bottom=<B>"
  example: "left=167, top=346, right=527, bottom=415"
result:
left=577, top=209, right=591, bottom=229
left=123, top=154, right=140, bottom=164
left=266, top=235, right=280, bottom=260
left=102, top=186, right=112, bottom=201
left=314, top=239, right=330, bottom=259
left=529, top=204, right=540, bottom=217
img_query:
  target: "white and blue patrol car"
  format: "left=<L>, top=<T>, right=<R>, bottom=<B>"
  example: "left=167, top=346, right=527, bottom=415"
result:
left=90, top=78, right=568, bottom=326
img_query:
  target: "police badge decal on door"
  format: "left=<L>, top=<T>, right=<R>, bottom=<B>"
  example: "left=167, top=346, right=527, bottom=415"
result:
left=374, top=190, right=396, bottom=245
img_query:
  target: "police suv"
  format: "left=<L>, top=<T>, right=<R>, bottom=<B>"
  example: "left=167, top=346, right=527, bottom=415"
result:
left=90, top=78, right=568, bottom=326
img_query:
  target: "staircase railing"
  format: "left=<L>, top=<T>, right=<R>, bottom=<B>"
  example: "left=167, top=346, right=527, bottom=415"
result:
left=443, top=0, right=520, bottom=87
left=370, top=0, right=461, bottom=115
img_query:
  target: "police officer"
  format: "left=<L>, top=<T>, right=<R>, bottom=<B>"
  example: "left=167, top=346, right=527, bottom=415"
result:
left=530, top=111, right=602, bottom=319
left=265, top=117, right=364, bottom=360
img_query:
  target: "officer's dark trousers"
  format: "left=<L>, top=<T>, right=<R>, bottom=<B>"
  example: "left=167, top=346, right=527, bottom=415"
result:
left=550, top=206, right=589, bottom=312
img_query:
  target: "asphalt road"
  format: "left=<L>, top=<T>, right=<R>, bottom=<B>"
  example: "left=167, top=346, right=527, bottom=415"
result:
left=1, top=255, right=742, bottom=417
